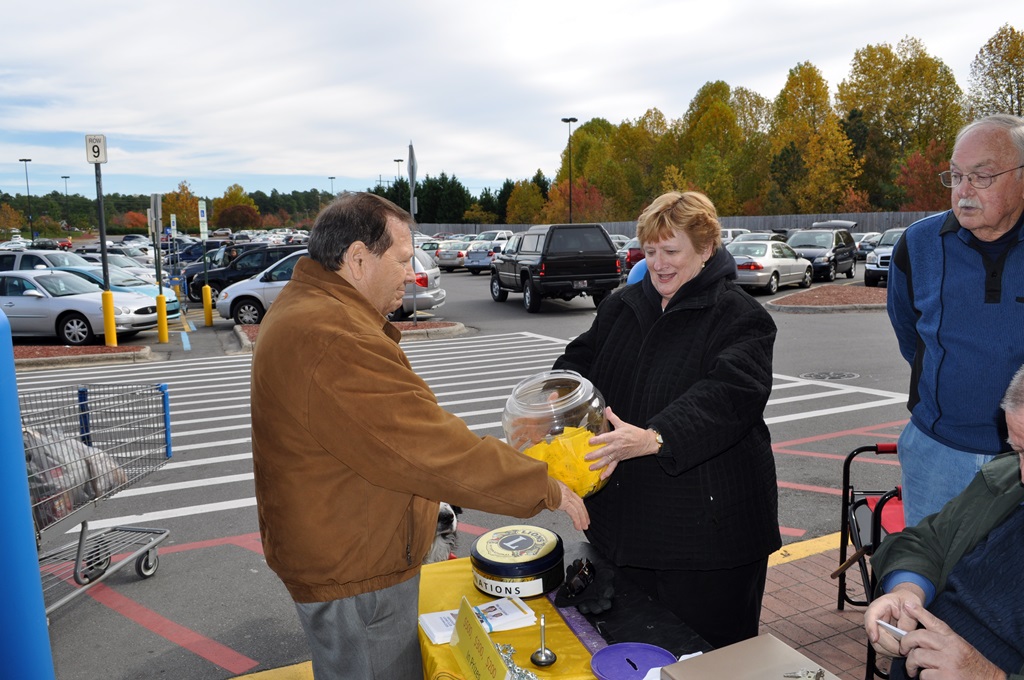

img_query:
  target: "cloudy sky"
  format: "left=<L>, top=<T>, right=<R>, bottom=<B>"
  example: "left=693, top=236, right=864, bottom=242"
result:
left=0, top=1, right=1015, bottom=204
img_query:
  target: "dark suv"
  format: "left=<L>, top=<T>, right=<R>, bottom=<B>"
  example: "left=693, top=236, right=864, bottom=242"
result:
left=489, top=224, right=621, bottom=312
left=786, top=225, right=856, bottom=281
left=187, top=245, right=305, bottom=301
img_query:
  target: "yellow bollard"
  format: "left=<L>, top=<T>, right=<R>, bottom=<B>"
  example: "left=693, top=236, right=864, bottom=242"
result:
left=202, top=286, right=214, bottom=327
left=156, top=295, right=169, bottom=343
left=101, top=290, right=118, bottom=347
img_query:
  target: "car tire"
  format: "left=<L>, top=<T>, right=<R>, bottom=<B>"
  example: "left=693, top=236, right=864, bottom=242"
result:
left=388, top=307, right=411, bottom=321
left=469, top=269, right=481, bottom=276
left=206, top=283, right=222, bottom=302
left=57, top=312, right=95, bottom=346
left=187, top=281, right=202, bottom=302
left=799, top=267, right=812, bottom=288
left=826, top=262, right=836, bottom=282
left=444, top=267, right=455, bottom=273
left=233, top=299, right=266, bottom=325
left=523, top=279, right=541, bottom=313
left=591, top=291, right=607, bottom=307
left=764, top=272, right=779, bottom=295
left=846, top=259, right=856, bottom=279
left=490, top=272, right=508, bottom=302
left=865, top=274, right=879, bottom=288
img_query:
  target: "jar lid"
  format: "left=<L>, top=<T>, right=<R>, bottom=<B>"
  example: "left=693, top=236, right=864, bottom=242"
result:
left=470, top=525, right=563, bottom=578
left=504, top=370, right=596, bottom=419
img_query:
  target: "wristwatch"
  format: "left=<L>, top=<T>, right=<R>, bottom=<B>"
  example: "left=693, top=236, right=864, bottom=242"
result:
left=650, top=428, right=664, bottom=452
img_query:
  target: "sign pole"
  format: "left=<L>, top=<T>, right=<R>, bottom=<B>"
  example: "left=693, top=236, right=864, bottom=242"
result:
left=86, top=134, right=117, bottom=347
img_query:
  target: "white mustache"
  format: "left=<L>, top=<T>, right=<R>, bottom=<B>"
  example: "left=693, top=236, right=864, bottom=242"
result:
left=958, top=198, right=982, bottom=210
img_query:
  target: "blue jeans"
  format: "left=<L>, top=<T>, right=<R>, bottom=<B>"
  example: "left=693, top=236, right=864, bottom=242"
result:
left=898, top=420, right=994, bottom=527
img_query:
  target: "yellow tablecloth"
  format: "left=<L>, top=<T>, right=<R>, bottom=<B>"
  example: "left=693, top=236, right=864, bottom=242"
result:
left=418, top=557, right=596, bottom=680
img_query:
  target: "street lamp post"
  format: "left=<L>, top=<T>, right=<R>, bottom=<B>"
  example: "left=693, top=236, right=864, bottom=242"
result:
left=61, top=175, right=70, bottom=225
left=328, top=176, right=335, bottom=195
left=18, top=159, right=32, bottom=231
left=560, top=117, right=577, bottom=223
left=394, top=159, right=404, bottom=181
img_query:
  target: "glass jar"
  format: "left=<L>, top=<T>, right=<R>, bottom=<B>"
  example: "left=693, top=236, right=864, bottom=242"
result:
left=502, top=370, right=609, bottom=498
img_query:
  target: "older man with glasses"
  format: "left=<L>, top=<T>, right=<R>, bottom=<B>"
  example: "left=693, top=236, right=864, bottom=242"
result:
left=887, top=113, right=1024, bottom=527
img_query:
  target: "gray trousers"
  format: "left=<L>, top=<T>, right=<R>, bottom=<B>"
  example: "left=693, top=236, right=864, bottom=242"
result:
left=294, top=574, right=422, bottom=680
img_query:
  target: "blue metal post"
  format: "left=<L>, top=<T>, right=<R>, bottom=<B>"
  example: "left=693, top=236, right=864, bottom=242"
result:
left=0, top=311, right=57, bottom=678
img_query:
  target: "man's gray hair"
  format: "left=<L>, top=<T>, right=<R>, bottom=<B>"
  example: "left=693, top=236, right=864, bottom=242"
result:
left=1000, top=365, right=1024, bottom=414
left=955, top=114, right=1024, bottom=166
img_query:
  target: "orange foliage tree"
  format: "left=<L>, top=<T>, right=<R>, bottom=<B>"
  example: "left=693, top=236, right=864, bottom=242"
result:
left=898, top=140, right=949, bottom=211
left=541, top=178, right=610, bottom=223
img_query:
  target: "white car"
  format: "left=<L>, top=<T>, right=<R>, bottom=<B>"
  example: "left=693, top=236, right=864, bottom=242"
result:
left=217, top=250, right=306, bottom=325
left=0, top=269, right=159, bottom=345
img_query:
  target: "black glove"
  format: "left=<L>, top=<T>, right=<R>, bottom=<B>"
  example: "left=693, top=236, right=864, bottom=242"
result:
left=554, top=556, right=615, bottom=614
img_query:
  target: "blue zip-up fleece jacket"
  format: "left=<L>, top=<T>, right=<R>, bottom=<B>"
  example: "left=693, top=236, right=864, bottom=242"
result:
left=887, top=209, right=1024, bottom=454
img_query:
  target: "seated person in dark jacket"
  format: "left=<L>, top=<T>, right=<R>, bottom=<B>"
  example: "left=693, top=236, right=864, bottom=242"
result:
left=865, top=365, right=1024, bottom=680
left=553, top=191, right=781, bottom=648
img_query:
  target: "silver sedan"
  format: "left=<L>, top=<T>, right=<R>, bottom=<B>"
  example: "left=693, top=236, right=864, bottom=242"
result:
left=0, top=270, right=159, bottom=345
left=726, top=240, right=813, bottom=294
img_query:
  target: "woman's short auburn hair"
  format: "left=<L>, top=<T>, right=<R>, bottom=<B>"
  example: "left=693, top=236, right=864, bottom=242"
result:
left=636, top=191, right=722, bottom=254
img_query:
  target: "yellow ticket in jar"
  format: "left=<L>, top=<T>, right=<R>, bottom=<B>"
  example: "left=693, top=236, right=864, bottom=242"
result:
left=522, top=426, right=608, bottom=498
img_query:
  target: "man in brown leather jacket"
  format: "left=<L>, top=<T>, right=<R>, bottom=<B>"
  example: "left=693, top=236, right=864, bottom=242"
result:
left=251, top=192, right=588, bottom=680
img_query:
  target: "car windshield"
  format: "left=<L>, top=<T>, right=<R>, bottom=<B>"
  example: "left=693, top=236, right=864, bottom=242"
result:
left=106, top=254, right=141, bottom=268
left=108, top=270, right=149, bottom=287
left=477, top=231, right=499, bottom=241
left=726, top=242, right=767, bottom=257
left=788, top=233, right=832, bottom=248
left=34, top=272, right=101, bottom=296
left=43, top=252, right=90, bottom=267
left=878, top=230, right=905, bottom=246
left=468, top=242, right=491, bottom=251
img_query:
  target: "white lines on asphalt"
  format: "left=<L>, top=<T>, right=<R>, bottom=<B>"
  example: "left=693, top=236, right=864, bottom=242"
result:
left=172, top=413, right=252, bottom=426
left=115, top=473, right=254, bottom=497
left=164, top=452, right=252, bottom=468
left=772, top=374, right=907, bottom=399
left=170, top=400, right=251, bottom=417
left=172, top=438, right=252, bottom=453
left=171, top=423, right=253, bottom=438
left=69, top=498, right=257, bottom=532
left=765, top=396, right=907, bottom=424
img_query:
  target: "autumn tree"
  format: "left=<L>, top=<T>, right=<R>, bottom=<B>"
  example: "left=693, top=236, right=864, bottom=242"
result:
left=0, top=203, right=25, bottom=230
left=463, top=203, right=498, bottom=224
left=791, top=116, right=862, bottom=213
left=161, top=180, right=200, bottom=233
left=113, top=211, right=149, bottom=230
left=505, top=180, right=545, bottom=224
left=218, top=205, right=261, bottom=229
left=772, top=62, right=832, bottom=156
left=897, top=139, right=950, bottom=211
left=212, top=184, right=259, bottom=227
left=969, top=23, right=1024, bottom=116
left=540, top=178, right=610, bottom=224
left=895, top=37, right=964, bottom=156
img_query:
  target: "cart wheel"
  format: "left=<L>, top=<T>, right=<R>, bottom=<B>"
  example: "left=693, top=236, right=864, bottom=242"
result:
left=135, top=550, right=159, bottom=579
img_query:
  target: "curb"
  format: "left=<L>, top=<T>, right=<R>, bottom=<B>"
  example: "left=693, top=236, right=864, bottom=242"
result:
left=396, top=321, right=468, bottom=341
left=765, top=301, right=886, bottom=313
left=13, top=345, right=153, bottom=369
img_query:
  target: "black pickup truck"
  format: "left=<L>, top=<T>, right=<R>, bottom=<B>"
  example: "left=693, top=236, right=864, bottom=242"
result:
left=489, top=223, right=621, bottom=312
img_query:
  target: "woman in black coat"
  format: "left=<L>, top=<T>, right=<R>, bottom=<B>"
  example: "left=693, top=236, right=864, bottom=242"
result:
left=553, top=191, right=780, bottom=648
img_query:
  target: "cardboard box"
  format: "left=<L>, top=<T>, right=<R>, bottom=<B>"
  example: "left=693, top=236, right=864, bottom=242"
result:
left=660, top=633, right=841, bottom=680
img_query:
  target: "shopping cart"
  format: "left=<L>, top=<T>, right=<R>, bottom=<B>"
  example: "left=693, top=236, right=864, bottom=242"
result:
left=21, top=383, right=172, bottom=614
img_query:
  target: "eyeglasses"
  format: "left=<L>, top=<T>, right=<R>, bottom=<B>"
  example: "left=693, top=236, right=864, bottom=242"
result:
left=938, top=164, right=1024, bottom=189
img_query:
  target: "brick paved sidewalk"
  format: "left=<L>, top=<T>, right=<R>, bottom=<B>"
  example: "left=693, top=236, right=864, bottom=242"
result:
left=761, top=545, right=885, bottom=680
